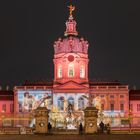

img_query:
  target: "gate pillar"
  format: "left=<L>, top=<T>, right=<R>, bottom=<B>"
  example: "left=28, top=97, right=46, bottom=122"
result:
left=35, top=107, right=49, bottom=134
left=84, top=107, right=98, bottom=134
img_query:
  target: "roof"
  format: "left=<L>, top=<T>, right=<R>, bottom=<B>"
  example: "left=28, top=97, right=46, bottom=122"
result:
left=89, top=80, right=121, bottom=86
left=22, top=80, right=53, bottom=87
left=0, top=90, right=14, bottom=100
left=22, top=80, right=122, bottom=87
left=129, top=90, right=140, bottom=100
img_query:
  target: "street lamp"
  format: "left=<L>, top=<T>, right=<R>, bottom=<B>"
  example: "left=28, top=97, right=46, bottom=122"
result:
left=98, top=109, right=104, bottom=122
left=128, top=109, right=132, bottom=133
left=1, top=110, right=5, bottom=129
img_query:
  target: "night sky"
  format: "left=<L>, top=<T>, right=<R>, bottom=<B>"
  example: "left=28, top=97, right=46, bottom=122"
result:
left=0, top=0, right=140, bottom=89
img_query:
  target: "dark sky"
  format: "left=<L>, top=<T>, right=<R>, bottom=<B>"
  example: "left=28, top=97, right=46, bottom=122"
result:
left=0, top=0, right=140, bottom=89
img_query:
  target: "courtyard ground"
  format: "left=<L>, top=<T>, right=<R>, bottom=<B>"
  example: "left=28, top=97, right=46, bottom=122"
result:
left=0, top=134, right=140, bottom=140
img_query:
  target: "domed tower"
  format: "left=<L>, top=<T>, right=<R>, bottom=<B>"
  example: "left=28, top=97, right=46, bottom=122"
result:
left=53, top=4, right=89, bottom=87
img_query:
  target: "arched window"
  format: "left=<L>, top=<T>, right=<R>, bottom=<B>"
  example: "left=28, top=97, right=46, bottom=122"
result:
left=58, top=97, right=64, bottom=111
left=68, top=63, right=74, bottom=77
left=78, top=97, right=84, bottom=110
left=58, top=65, right=62, bottom=78
left=80, top=65, right=85, bottom=78
left=68, top=97, right=74, bottom=105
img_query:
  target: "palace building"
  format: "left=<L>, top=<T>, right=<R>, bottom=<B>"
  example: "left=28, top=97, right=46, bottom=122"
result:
left=0, top=3, right=139, bottom=128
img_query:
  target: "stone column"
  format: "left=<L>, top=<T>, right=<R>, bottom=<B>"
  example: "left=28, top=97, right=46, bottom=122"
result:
left=84, top=107, right=98, bottom=134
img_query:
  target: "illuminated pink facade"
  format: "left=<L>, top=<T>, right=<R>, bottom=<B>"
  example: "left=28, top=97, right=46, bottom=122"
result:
left=0, top=4, right=139, bottom=128
left=0, top=91, right=14, bottom=127
left=129, top=90, right=140, bottom=126
left=53, top=14, right=89, bottom=85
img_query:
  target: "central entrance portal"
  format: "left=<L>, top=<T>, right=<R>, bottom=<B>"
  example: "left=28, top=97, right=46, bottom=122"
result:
left=49, top=103, right=84, bottom=130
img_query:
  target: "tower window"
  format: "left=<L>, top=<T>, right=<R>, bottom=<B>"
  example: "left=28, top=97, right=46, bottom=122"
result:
left=68, top=63, right=74, bottom=77
left=58, top=65, right=62, bottom=78
left=80, top=65, right=85, bottom=78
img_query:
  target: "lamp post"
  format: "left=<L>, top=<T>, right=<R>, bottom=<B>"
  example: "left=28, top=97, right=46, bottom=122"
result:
left=98, top=109, right=104, bottom=122
left=128, top=109, right=132, bottom=133
left=1, top=110, right=5, bottom=129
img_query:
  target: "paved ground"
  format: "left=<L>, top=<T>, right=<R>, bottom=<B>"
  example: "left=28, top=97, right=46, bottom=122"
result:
left=0, top=134, right=140, bottom=140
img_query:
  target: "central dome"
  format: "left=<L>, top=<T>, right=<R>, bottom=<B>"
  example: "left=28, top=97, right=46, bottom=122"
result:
left=54, top=4, right=89, bottom=55
left=54, top=36, right=89, bottom=54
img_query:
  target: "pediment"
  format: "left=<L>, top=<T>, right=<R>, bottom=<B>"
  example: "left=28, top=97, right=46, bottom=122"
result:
left=54, top=81, right=88, bottom=90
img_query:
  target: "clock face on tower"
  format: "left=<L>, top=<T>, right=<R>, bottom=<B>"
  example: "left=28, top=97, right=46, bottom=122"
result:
left=68, top=55, right=74, bottom=62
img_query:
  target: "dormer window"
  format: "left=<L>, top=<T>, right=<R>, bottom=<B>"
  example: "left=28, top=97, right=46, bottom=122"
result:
left=68, top=63, right=74, bottom=77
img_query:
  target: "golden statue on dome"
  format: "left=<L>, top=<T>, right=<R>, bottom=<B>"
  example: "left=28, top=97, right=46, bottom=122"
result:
left=68, top=4, right=75, bottom=17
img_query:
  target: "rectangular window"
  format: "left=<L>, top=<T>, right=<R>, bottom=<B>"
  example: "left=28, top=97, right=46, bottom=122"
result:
left=137, top=104, right=140, bottom=111
left=120, top=104, right=124, bottom=112
left=110, top=104, right=114, bottom=111
left=130, top=104, right=133, bottom=111
left=120, top=95, right=124, bottom=98
left=101, top=104, right=104, bottom=110
left=19, top=103, right=22, bottom=112
left=10, top=104, right=14, bottom=113
left=100, top=95, right=105, bottom=98
left=110, top=95, right=114, bottom=98
left=2, top=104, right=6, bottom=112
left=90, top=94, right=94, bottom=99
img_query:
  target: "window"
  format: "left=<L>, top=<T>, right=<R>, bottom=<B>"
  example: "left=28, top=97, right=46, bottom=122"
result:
left=78, top=97, right=84, bottom=110
left=19, top=103, right=22, bottom=112
left=110, top=104, right=114, bottom=112
left=37, top=95, right=42, bottom=99
left=100, top=95, right=105, bottom=98
left=137, top=104, right=140, bottom=112
left=58, top=97, right=64, bottom=111
left=68, top=97, right=74, bottom=105
left=68, top=63, right=74, bottom=77
left=130, top=104, right=133, bottom=111
left=58, top=65, right=62, bottom=78
left=120, top=104, right=124, bottom=112
left=18, top=94, right=23, bottom=100
left=80, top=65, right=85, bottom=78
left=120, top=95, right=124, bottom=98
left=10, top=104, right=14, bottom=113
left=2, top=104, right=6, bottom=112
left=110, top=95, right=114, bottom=98
left=90, top=94, right=94, bottom=99
left=101, top=104, right=104, bottom=110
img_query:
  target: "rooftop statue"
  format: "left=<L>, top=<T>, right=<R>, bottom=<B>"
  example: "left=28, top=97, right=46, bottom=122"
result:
left=68, top=4, right=75, bottom=18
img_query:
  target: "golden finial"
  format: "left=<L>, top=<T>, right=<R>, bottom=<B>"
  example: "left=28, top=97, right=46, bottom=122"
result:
left=68, top=4, right=75, bottom=17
